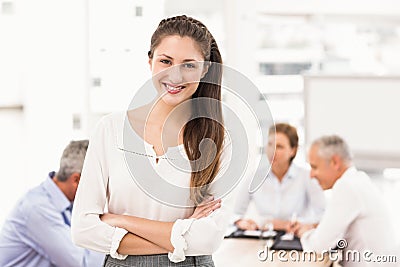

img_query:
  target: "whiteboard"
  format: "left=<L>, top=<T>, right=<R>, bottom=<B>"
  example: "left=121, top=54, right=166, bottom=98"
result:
left=304, top=75, right=400, bottom=169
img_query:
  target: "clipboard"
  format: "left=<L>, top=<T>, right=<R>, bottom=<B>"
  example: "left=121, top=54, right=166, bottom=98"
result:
left=225, top=229, right=277, bottom=239
left=271, top=235, right=303, bottom=251
left=225, top=228, right=303, bottom=251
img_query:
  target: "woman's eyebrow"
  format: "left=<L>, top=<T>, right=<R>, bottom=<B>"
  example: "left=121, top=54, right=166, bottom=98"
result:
left=157, top=53, right=199, bottom=62
left=182, top=59, right=198, bottom=62
left=157, top=53, right=173, bottom=59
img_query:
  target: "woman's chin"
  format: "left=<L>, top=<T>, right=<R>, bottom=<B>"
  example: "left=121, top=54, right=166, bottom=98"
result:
left=271, top=161, right=283, bottom=169
left=160, top=95, right=186, bottom=107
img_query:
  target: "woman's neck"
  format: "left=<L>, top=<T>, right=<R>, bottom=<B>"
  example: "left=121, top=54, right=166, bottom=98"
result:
left=147, top=99, right=191, bottom=125
left=271, top=163, right=290, bottom=182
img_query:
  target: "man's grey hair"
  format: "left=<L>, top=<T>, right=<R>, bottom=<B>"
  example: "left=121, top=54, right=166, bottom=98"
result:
left=57, top=140, right=89, bottom=182
left=311, top=135, right=353, bottom=164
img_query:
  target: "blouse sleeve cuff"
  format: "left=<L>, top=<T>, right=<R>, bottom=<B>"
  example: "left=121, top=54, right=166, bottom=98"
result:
left=300, top=228, right=315, bottom=250
left=168, top=218, right=195, bottom=263
left=109, top=227, right=129, bottom=260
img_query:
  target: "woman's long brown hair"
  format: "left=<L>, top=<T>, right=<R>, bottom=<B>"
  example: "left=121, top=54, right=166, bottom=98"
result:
left=148, top=15, right=224, bottom=204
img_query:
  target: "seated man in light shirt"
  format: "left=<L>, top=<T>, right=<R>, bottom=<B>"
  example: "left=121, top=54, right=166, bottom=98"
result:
left=0, top=140, right=104, bottom=267
left=233, top=123, right=325, bottom=231
left=292, top=135, right=396, bottom=267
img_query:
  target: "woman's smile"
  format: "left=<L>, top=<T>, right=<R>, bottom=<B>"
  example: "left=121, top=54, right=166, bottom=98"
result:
left=163, top=82, right=186, bottom=94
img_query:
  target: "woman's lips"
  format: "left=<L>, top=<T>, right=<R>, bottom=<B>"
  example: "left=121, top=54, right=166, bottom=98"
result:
left=164, top=83, right=185, bottom=94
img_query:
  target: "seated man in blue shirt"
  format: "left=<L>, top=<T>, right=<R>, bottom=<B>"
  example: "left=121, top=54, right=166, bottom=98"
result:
left=0, top=140, right=104, bottom=267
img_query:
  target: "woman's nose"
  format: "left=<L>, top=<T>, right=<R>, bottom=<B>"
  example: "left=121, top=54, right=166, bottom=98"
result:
left=168, top=65, right=184, bottom=84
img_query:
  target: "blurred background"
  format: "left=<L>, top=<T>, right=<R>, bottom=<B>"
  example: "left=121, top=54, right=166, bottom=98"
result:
left=1, top=0, right=399, bottom=241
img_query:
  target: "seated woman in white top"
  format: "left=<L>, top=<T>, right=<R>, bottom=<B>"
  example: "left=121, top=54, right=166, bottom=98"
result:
left=233, top=123, right=325, bottom=231
left=71, top=15, right=232, bottom=266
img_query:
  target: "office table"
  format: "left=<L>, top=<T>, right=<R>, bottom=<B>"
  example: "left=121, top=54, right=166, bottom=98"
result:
left=213, top=238, right=338, bottom=267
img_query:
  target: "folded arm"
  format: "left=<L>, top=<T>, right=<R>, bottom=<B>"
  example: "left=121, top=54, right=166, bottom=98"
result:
left=117, top=233, right=168, bottom=255
left=101, top=197, right=222, bottom=253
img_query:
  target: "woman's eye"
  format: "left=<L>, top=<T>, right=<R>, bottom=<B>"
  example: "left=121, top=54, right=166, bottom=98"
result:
left=160, top=59, right=171, bottom=65
left=183, top=62, right=196, bottom=69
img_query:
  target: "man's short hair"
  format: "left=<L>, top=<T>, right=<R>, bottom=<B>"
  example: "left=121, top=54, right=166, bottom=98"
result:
left=57, top=140, right=89, bottom=182
left=311, top=135, right=353, bottom=164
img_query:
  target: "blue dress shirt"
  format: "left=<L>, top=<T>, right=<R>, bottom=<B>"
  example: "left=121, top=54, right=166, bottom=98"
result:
left=0, top=173, right=105, bottom=267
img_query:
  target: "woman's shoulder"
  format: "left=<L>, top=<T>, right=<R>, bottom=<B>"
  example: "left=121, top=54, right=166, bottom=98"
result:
left=89, top=111, right=137, bottom=151
left=102, top=111, right=126, bottom=123
left=94, top=111, right=126, bottom=129
left=89, top=111, right=126, bottom=144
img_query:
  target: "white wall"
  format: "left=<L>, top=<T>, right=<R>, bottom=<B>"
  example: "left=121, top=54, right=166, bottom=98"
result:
left=20, top=0, right=87, bottom=186
left=0, top=0, right=164, bottom=225
left=304, top=75, right=400, bottom=169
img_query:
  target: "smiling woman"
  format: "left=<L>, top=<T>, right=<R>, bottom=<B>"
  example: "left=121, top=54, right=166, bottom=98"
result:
left=233, top=123, right=325, bottom=232
left=71, top=15, right=230, bottom=267
left=150, top=35, right=206, bottom=106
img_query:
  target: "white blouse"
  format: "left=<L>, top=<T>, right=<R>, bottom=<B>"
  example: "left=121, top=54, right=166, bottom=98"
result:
left=233, top=163, right=326, bottom=224
left=71, top=112, right=232, bottom=263
left=301, top=167, right=396, bottom=267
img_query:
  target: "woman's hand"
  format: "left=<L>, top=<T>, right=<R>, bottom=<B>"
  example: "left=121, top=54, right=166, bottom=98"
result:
left=235, top=219, right=259, bottom=230
left=273, top=219, right=295, bottom=232
left=292, top=222, right=317, bottom=238
left=188, top=196, right=221, bottom=219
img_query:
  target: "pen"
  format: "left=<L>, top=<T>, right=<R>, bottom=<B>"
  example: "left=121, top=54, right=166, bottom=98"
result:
left=290, top=213, right=297, bottom=227
left=288, top=213, right=297, bottom=237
